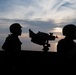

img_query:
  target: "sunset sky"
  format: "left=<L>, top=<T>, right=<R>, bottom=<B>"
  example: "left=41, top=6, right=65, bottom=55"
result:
left=0, top=0, right=76, bottom=51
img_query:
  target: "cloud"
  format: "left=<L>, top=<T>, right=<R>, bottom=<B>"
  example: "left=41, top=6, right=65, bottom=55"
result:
left=0, top=18, right=61, bottom=42
left=0, top=17, right=76, bottom=35
left=0, top=0, right=76, bottom=21
left=0, top=18, right=58, bottom=34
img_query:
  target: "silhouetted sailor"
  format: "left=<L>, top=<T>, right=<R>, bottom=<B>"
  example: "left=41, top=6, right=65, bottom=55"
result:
left=2, top=23, right=22, bottom=52
left=57, top=24, right=76, bottom=64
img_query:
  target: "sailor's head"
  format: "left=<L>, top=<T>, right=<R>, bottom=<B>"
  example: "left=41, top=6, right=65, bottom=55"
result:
left=10, top=23, right=22, bottom=36
left=62, top=24, right=76, bottom=39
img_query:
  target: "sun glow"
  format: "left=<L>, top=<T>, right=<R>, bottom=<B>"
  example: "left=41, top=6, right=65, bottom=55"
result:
left=50, top=27, right=62, bottom=33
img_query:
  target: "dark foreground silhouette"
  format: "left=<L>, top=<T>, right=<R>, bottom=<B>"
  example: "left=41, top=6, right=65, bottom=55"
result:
left=0, top=50, right=76, bottom=74
left=0, top=50, right=58, bottom=73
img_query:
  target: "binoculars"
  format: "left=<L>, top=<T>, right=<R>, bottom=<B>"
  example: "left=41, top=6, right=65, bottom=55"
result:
left=29, top=29, right=58, bottom=52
